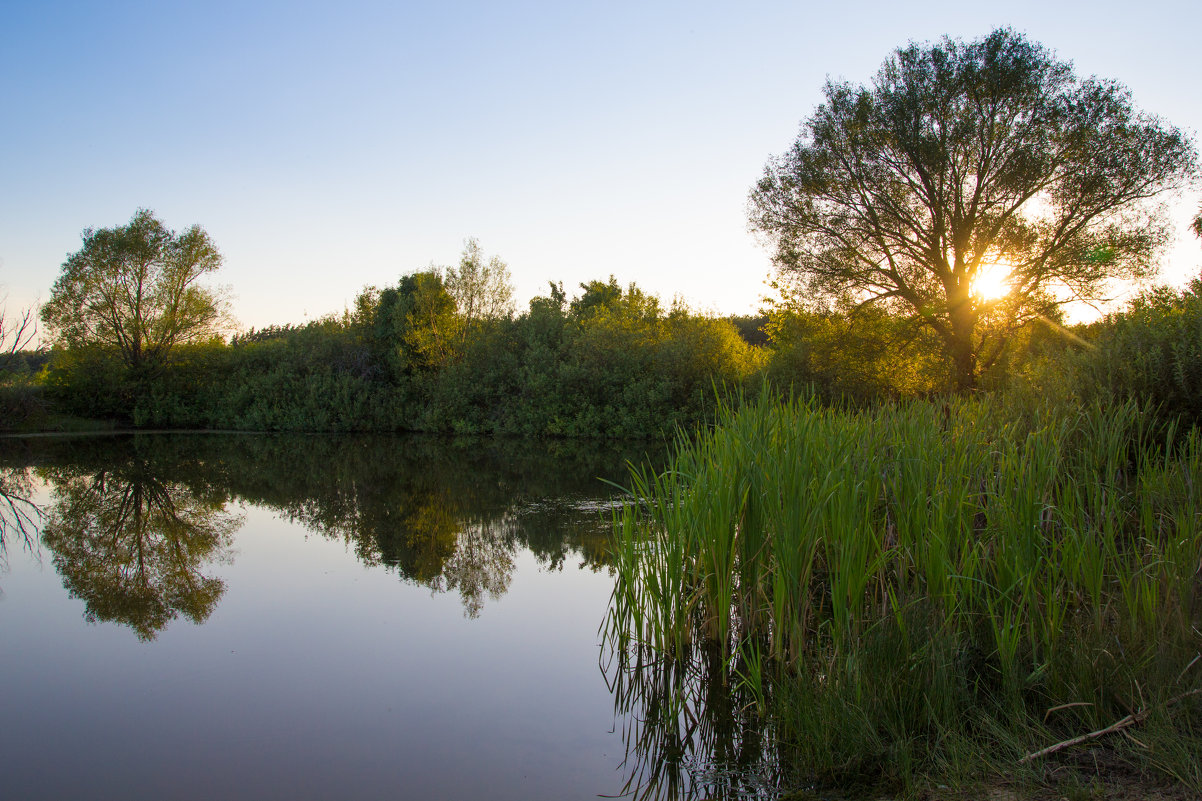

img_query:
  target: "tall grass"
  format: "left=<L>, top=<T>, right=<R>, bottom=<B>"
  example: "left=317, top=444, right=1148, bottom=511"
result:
left=603, top=393, right=1202, bottom=794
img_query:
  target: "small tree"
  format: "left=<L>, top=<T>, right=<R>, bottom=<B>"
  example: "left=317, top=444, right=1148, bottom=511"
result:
left=42, top=209, right=230, bottom=374
left=749, top=28, right=1198, bottom=391
left=442, top=238, right=515, bottom=343
left=370, top=271, right=461, bottom=372
left=569, top=276, right=661, bottom=322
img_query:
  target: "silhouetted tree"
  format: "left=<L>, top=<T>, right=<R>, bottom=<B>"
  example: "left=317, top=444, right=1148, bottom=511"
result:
left=750, top=28, right=1198, bottom=390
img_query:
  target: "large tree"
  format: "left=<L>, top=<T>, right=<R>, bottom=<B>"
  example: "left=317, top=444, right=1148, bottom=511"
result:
left=41, top=209, right=229, bottom=373
left=749, top=28, right=1198, bottom=390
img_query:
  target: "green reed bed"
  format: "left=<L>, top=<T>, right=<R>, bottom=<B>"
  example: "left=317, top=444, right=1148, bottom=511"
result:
left=604, top=395, right=1202, bottom=795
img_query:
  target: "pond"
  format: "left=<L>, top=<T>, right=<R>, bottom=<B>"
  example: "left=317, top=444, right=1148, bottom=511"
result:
left=0, top=432, right=771, bottom=801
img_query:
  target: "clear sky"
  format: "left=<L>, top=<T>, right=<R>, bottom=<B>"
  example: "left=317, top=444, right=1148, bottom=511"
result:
left=2, top=0, right=1199, bottom=334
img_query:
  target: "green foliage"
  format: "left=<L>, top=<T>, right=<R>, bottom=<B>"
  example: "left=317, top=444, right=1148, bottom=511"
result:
left=1, top=302, right=48, bottom=430
left=366, top=271, right=462, bottom=373
left=441, top=237, right=515, bottom=339
left=569, top=275, right=627, bottom=319
left=0, top=378, right=45, bottom=432
left=658, top=312, right=765, bottom=401
left=34, top=254, right=1202, bottom=442
left=421, top=281, right=763, bottom=437
left=133, top=320, right=408, bottom=432
left=1069, top=278, right=1202, bottom=425
left=605, top=394, right=1202, bottom=794
left=41, top=209, right=230, bottom=374
left=749, top=28, right=1198, bottom=391
left=41, top=346, right=133, bottom=420
left=38, top=273, right=766, bottom=438
left=727, top=314, right=769, bottom=346
left=764, top=300, right=946, bottom=401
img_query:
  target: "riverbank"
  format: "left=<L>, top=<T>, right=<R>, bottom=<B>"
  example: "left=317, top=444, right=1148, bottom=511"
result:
left=605, top=394, right=1202, bottom=799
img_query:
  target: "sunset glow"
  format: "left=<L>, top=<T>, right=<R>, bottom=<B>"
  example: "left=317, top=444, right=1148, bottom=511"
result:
left=972, top=261, right=1014, bottom=301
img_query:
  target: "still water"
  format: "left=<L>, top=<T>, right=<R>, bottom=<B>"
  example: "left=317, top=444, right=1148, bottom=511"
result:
left=0, top=433, right=691, bottom=801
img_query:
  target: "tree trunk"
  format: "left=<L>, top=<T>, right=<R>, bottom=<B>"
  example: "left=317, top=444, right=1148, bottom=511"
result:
left=947, top=290, right=977, bottom=393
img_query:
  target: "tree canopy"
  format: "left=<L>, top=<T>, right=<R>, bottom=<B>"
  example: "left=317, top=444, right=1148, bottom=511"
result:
left=41, top=209, right=229, bottom=373
left=442, top=238, right=515, bottom=336
left=569, top=276, right=661, bottom=322
left=749, top=28, right=1198, bottom=390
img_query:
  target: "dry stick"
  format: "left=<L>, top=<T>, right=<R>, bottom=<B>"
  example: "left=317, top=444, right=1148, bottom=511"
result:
left=1019, top=689, right=1202, bottom=764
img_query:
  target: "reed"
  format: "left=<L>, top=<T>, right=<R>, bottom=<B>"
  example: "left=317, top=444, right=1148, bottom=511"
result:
left=603, top=392, right=1202, bottom=794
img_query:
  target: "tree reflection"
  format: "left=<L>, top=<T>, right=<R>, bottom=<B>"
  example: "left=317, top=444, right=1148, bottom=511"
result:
left=286, top=471, right=520, bottom=619
left=226, top=435, right=643, bottom=618
left=436, top=513, right=518, bottom=618
left=1, top=465, right=43, bottom=576
left=40, top=463, right=240, bottom=641
left=2, top=432, right=657, bottom=621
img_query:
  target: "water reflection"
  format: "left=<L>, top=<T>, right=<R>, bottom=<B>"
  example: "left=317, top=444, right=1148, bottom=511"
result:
left=39, top=459, right=240, bottom=641
left=605, top=639, right=788, bottom=800
left=217, top=434, right=647, bottom=617
left=0, top=464, right=42, bottom=574
left=0, top=434, right=657, bottom=628
left=0, top=433, right=784, bottom=799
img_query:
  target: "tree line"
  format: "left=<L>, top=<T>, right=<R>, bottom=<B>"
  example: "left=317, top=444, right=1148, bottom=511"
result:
left=4, top=27, right=1200, bottom=435
left=23, top=228, right=766, bottom=436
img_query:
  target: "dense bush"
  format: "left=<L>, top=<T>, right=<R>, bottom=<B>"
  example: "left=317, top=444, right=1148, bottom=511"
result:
left=763, top=303, right=947, bottom=402
left=1002, top=278, right=1202, bottom=426
left=0, top=347, right=48, bottom=431
left=132, top=324, right=409, bottom=432
left=1073, top=278, right=1202, bottom=424
left=41, top=346, right=133, bottom=420
left=0, top=379, right=45, bottom=431
left=37, top=277, right=765, bottom=437
left=422, top=282, right=763, bottom=437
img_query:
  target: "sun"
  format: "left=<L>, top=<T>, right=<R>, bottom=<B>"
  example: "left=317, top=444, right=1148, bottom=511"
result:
left=972, top=261, right=1014, bottom=301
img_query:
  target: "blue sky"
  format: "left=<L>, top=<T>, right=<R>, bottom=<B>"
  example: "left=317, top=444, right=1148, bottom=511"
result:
left=2, top=0, right=1199, bottom=334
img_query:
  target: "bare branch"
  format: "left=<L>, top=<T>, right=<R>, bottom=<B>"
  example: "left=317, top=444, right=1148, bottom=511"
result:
left=1019, top=689, right=1202, bottom=764
left=1, top=298, right=39, bottom=357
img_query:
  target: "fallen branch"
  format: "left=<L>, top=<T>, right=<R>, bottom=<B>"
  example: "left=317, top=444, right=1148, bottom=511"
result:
left=1019, top=688, right=1202, bottom=764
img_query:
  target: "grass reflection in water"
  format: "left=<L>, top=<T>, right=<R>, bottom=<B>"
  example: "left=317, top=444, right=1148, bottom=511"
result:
left=604, top=395, right=1202, bottom=798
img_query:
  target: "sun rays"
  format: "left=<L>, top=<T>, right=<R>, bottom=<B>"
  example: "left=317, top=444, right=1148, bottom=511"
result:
left=972, top=260, right=1015, bottom=301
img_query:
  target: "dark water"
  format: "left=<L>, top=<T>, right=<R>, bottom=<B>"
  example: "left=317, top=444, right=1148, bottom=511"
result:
left=0, top=433, right=710, bottom=801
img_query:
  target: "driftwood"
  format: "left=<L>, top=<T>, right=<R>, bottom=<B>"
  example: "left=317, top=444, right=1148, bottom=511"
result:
left=1019, top=688, right=1201, bottom=764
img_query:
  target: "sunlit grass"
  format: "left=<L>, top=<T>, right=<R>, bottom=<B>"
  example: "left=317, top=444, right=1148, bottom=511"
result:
left=603, top=393, right=1202, bottom=795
